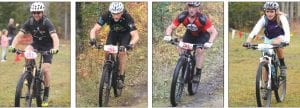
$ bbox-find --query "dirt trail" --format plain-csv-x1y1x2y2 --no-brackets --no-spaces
109,83,148,107
179,65,224,107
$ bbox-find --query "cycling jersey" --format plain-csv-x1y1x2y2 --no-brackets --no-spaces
20,16,56,50
249,15,290,43
97,10,137,32
264,17,284,39
20,16,56,64
106,31,131,46
173,11,212,36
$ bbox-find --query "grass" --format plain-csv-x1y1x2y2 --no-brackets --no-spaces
229,32,300,107
0,40,71,107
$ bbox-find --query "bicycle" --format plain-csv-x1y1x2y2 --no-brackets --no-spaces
167,38,206,107
14,49,52,107
93,43,132,107
243,43,287,107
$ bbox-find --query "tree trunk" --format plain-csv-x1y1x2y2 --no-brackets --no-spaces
64,3,69,40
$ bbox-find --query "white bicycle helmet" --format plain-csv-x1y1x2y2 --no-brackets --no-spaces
109,2,124,14
263,2,279,10
186,2,201,7
30,2,45,12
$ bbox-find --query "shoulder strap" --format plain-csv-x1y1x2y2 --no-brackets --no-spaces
42,16,48,26
264,15,268,28
198,13,207,25
29,17,34,25
29,16,47,26
177,11,188,23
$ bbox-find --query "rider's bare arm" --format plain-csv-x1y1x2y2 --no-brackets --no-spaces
129,30,139,46
206,25,218,43
90,23,102,39
50,33,60,50
165,23,177,36
11,31,25,48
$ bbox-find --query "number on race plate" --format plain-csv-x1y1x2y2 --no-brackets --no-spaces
104,45,118,54
179,41,194,50
24,51,37,59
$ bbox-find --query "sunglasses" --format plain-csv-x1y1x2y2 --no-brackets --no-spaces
187,4,199,7
32,12,42,14
265,10,275,13
112,13,122,15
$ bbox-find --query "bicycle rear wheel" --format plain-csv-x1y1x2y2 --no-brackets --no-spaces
256,62,271,107
15,72,32,107
99,64,113,107
188,61,199,95
170,58,186,107
274,68,286,102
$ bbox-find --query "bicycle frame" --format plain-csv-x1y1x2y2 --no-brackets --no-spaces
178,50,196,82
259,51,274,90
96,44,130,106
25,51,45,83
15,50,47,107
251,44,286,89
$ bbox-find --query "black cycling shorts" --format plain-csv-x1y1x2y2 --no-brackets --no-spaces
106,31,131,46
182,31,210,44
31,44,53,64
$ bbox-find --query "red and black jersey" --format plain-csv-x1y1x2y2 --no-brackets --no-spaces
172,11,212,36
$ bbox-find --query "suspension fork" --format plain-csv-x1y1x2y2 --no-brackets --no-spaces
259,56,272,89
179,53,189,83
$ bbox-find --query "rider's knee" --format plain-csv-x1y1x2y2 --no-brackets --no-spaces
42,63,51,73
118,51,126,56
195,48,204,55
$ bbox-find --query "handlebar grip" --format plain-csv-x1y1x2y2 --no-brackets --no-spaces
126,44,133,50
94,44,103,49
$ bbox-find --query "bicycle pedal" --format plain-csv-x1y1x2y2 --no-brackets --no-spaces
279,76,286,81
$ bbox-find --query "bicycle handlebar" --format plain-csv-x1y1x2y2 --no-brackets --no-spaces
92,43,133,51
15,49,51,55
243,43,288,50
167,38,205,49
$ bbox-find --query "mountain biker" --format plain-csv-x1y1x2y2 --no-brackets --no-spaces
89,2,139,88
164,2,218,82
243,2,290,81
9,2,60,107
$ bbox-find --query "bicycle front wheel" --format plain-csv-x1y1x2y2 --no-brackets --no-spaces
99,64,113,107
256,62,271,107
15,71,32,107
170,58,186,107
